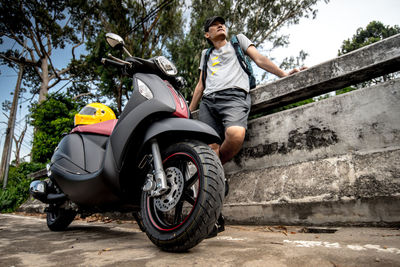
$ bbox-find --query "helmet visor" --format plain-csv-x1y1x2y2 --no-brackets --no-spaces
79,106,97,115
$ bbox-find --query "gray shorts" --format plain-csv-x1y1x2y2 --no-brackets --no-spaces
199,89,251,141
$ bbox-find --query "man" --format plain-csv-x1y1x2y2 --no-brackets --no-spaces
191,16,304,238
189,16,303,165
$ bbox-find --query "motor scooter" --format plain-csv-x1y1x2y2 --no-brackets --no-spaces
29,33,225,252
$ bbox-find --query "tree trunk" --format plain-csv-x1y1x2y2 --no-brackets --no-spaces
38,57,49,103
0,63,24,186
117,81,123,114
12,119,27,167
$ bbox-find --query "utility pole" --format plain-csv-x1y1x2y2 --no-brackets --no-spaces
1,44,26,189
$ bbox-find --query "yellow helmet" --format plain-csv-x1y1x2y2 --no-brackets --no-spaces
74,103,116,126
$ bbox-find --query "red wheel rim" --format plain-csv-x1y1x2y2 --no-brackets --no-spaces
147,152,200,231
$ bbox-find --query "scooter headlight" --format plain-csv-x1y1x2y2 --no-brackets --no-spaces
137,79,153,100
154,56,177,76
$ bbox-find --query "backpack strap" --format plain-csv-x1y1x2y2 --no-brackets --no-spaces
231,35,256,89
201,35,256,90
201,47,214,89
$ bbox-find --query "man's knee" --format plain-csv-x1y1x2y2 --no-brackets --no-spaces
219,126,246,164
225,126,246,144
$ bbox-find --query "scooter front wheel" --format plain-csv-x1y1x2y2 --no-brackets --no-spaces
140,140,225,252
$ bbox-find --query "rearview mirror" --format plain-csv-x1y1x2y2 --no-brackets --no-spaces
105,33,125,48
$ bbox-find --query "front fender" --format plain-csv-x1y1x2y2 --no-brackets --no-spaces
144,117,221,145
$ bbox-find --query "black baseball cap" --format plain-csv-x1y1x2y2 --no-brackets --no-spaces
204,16,225,32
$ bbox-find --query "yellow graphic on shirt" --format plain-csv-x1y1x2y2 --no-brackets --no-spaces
211,56,220,75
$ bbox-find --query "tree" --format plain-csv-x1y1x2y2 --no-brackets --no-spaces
338,20,400,89
0,0,95,103
30,93,84,163
0,161,45,213
71,0,184,114
12,117,29,167
338,21,400,55
0,58,26,184
1,113,29,168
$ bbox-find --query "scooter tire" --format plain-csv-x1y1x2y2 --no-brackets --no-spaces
140,140,225,252
46,206,77,231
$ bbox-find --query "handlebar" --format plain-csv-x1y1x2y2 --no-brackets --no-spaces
101,56,186,91
101,58,127,68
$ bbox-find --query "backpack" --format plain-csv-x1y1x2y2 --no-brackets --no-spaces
202,35,256,90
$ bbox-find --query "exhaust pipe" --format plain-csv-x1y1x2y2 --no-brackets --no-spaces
29,180,47,202
29,181,67,204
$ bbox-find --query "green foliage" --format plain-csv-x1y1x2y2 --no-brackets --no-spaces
338,21,400,56
0,162,45,213
0,0,96,99
250,98,315,120
72,0,328,102
337,21,400,90
30,93,84,163
71,0,185,113
279,50,308,70
336,86,356,96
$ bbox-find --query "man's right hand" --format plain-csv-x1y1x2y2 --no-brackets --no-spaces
189,71,205,112
286,66,308,76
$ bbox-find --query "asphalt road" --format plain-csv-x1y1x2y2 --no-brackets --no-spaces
1,213,399,267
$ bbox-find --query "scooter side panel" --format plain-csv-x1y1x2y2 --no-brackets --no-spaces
109,73,176,169
81,134,108,173
50,133,121,206
51,134,86,174
50,163,120,206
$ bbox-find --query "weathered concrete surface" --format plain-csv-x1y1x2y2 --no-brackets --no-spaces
222,78,400,225
224,149,400,226
250,33,400,113
226,78,400,172
1,213,400,267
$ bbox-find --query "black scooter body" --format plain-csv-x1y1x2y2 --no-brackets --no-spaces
49,72,220,209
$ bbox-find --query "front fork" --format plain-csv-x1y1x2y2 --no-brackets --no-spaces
142,139,169,197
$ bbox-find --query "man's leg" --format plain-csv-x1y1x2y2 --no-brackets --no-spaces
219,126,246,164
207,125,244,238
209,143,220,158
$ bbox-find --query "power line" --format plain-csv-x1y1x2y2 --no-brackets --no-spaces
10,40,17,51
124,0,174,37
30,80,72,110
12,126,34,140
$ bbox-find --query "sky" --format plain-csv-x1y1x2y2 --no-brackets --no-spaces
0,0,400,162
271,0,400,68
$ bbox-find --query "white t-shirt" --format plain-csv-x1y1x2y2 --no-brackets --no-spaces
199,34,254,95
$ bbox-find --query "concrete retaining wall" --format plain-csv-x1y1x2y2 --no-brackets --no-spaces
223,76,400,226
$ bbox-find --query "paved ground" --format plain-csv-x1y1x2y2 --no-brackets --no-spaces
1,213,399,267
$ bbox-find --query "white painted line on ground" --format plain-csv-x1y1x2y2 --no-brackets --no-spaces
217,236,246,241
284,240,400,254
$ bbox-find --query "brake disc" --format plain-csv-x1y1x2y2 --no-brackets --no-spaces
154,167,184,212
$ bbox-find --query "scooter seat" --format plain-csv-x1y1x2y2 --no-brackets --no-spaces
71,119,118,136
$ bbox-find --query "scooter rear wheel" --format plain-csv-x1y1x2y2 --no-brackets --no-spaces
140,140,225,252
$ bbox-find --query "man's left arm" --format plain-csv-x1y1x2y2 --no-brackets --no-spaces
246,45,301,78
